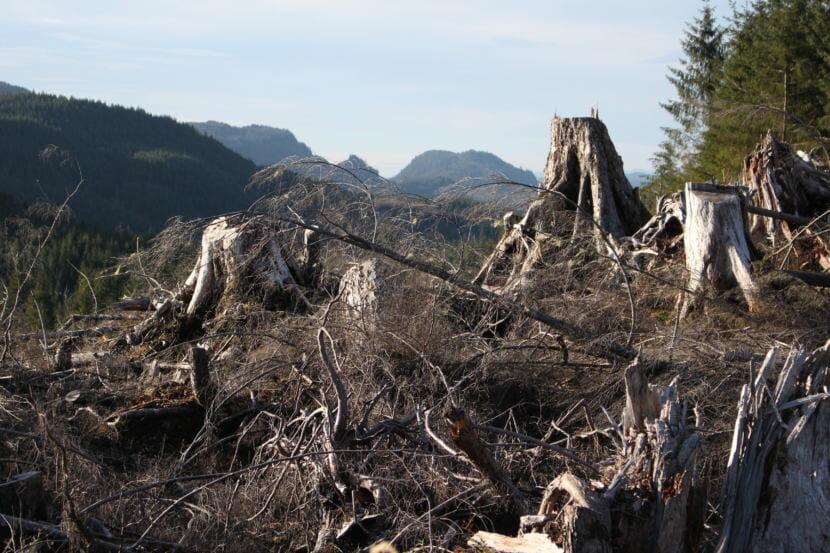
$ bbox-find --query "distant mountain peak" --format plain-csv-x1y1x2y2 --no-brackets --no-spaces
190,121,312,166
393,149,538,205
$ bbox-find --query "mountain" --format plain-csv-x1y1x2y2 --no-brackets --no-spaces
190,121,312,166
0,94,257,232
0,81,29,94
393,150,538,204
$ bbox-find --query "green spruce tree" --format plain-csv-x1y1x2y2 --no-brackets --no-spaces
643,1,725,205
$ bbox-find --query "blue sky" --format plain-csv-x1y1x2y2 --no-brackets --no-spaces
1,0,734,176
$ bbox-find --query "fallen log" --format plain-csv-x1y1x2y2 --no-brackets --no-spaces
70,313,142,322
64,390,120,407
744,204,813,226
683,182,760,314
115,296,155,311
781,269,830,288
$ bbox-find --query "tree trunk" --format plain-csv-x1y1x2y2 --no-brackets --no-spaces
475,117,650,292
682,182,760,314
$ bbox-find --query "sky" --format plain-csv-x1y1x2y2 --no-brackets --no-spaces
1,0,735,177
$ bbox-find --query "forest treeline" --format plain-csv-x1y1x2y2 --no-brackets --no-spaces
644,0,830,203
0,192,137,329
0,93,257,232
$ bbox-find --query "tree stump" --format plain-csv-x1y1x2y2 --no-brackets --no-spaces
486,357,705,552
742,132,830,269
683,182,760,314
475,117,650,292
181,215,312,322
339,258,394,333
716,342,830,553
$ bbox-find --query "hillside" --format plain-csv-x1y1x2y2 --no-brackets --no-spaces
190,121,312,166
0,81,28,94
394,149,538,204
0,94,257,232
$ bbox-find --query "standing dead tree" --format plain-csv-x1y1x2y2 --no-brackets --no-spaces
742,132,830,269
474,117,650,292
682,182,760,314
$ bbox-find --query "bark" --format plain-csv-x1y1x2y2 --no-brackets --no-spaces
189,346,215,409
475,117,650,292
742,132,830,269
715,342,830,553
683,182,760,314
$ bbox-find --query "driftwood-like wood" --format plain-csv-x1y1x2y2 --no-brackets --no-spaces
475,117,650,292
16,327,120,341
742,133,830,269
468,531,562,553
683,182,760,314
629,191,685,253
115,296,155,311
715,342,830,553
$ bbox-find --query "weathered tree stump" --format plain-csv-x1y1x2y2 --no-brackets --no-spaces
339,258,394,333
478,357,705,552
742,133,830,270
475,117,650,292
716,342,830,553
683,182,760,314
181,215,312,322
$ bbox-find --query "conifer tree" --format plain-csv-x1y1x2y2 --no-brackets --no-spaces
646,1,724,199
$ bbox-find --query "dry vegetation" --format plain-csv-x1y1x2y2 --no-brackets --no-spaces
1,118,829,552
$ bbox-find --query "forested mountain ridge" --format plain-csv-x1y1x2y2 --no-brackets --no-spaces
190,120,313,166
0,94,257,232
0,81,29,94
